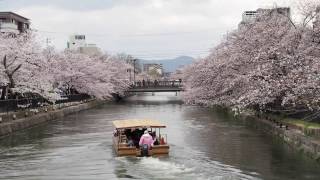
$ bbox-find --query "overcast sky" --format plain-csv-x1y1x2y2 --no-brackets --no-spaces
0,0,294,59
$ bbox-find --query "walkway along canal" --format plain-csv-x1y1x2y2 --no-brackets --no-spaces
1,93,320,179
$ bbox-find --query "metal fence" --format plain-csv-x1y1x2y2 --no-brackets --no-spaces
0,94,91,113
133,80,183,88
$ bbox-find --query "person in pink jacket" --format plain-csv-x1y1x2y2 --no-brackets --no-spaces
139,130,153,148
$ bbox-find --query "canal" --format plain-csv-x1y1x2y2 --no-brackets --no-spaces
1,93,320,180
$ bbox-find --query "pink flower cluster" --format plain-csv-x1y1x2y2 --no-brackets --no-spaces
182,3,320,113
0,32,133,101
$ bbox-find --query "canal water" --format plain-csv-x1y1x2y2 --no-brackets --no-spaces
1,93,320,180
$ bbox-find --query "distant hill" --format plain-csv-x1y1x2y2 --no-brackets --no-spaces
139,56,195,72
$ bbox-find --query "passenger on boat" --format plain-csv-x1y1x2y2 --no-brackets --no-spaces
139,130,154,149
151,131,159,145
124,129,134,143
131,129,142,148
127,137,134,147
124,129,132,138
113,129,118,137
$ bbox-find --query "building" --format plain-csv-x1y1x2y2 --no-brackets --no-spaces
67,34,101,56
239,7,291,29
257,7,290,18
67,35,86,50
242,11,258,24
0,12,30,34
163,72,172,78
239,10,259,29
143,63,163,76
79,44,101,56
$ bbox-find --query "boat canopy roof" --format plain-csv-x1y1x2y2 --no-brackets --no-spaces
112,119,166,129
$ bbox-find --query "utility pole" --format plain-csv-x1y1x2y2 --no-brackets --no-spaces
127,69,132,82
46,38,51,47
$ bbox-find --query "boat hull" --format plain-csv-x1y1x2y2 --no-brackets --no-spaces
113,137,169,156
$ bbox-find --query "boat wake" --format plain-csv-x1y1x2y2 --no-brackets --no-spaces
114,156,259,180
140,157,194,174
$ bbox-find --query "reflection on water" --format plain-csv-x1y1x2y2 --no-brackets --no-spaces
0,92,320,180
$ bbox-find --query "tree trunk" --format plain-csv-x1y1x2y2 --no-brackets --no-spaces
8,74,15,88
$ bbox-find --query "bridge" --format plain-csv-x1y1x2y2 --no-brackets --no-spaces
127,81,184,93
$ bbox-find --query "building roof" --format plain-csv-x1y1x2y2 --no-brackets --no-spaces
112,119,166,129
0,12,30,23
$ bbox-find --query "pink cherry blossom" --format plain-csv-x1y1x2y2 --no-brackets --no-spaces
181,3,320,114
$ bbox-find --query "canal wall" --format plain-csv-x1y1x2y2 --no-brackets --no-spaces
238,113,320,162
0,100,104,137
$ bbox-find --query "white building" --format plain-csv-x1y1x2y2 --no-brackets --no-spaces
67,34,101,56
239,7,291,29
0,12,30,34
143,63,163,76
242,11,258,23
67,35,86,50
257,7,290,18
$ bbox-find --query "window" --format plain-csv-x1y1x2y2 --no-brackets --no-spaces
0,18,11,23
75,35,85,40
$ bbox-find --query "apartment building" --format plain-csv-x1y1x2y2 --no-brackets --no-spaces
239,7,291,29
0,12,30,34
143,63,163,76
242,11,258,23
67,34,101,56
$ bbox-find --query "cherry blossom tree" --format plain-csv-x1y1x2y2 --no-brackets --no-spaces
0,32,55,100
44,49,132,100
0,31,133,101
182,3,320,114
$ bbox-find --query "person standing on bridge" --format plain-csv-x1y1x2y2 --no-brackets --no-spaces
142,79,145,87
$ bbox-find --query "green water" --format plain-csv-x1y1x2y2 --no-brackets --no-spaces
0,93,320,180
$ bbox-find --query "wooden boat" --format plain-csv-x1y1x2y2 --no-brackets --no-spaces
112,119,169,156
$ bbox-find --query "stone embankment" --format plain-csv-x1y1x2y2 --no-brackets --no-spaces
0,100,103,137
239,113,320,161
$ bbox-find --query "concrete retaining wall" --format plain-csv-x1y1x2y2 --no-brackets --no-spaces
239,114,320,161
0,100,103,137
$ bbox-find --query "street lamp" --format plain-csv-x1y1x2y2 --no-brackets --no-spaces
126,68,132,82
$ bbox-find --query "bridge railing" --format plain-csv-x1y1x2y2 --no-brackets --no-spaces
132,80,183,88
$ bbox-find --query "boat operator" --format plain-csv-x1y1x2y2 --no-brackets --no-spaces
139,130,153,149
